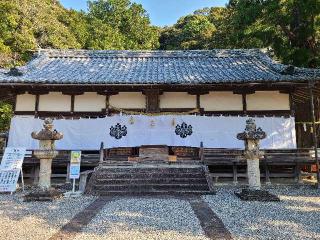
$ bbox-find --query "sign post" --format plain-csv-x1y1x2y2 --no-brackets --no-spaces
0,147,26,193
69,151,81,194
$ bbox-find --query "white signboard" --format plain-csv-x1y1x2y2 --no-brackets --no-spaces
69,151,81,179
1,148,26,170
0,170,21,192
0,147,26,192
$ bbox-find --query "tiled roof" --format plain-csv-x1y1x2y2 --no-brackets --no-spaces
0,49,319,85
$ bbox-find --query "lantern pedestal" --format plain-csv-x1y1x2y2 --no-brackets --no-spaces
236,118,280,202
234,189,280,202
24,188,63,202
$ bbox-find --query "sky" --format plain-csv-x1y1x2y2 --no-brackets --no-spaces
59,0,228,26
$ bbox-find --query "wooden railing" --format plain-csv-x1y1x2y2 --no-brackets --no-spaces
0,147,317,183
200,147,316,183
0,149,101,181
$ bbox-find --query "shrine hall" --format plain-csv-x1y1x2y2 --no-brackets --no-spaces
0,49,319,192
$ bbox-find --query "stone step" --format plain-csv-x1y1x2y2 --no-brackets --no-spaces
92,190,214,196
95,173,206,179
85,164,213,195
92,183,210,192
95,178,208,185
102,160,202,165
95,167,204,174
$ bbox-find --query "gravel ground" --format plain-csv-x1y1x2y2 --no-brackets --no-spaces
74,198,209,240
0,186,318,240
203,185,320,240
0,192,96,240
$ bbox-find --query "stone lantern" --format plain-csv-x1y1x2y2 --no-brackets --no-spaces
237,118,266,190
31,118,63,190
236,118,279,201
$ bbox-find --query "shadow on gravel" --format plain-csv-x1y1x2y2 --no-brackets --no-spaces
0,193,95,228
76,197,210,239
203,185,320,240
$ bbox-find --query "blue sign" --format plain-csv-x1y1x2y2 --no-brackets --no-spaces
69,151,81,179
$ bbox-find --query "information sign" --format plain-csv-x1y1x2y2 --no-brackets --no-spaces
0,148,26,192
69,151,81,179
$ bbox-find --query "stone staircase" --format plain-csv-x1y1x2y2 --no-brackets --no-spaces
86,162,214,195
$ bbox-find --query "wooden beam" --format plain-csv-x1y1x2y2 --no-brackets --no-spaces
233,89,255,95
62,92,84,96
29,90,49,95
97,91,119,96
187,90,209,95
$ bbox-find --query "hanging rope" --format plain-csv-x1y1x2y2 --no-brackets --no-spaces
108,105,200,116
295,121,320,125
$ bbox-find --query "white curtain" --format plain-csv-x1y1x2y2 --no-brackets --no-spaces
8,115,297,150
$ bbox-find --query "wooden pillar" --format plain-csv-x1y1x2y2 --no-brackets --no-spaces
28,90,50,117
232,163,238,185
70,95,75,114
97,91,118,114
144,89,160,113
62,91,84,115
35,95,39,116
66,163,71,183
99,142,104,164
242,94,247,114
308,80,320,188
196,94,200,110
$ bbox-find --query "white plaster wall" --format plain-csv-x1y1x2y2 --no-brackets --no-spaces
74,92,105,112
160,92,197,108
109,92,146,109
15,94,36,111
200,92,243,111
246,91,290,110
38,92,71,112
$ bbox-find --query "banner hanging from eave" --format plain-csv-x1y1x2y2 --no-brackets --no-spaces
7,115,296,150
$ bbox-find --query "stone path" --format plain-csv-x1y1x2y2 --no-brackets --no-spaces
188,196,232,240
51,195,231,240
48,197,111,240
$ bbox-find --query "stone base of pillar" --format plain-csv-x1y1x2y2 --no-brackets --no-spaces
234,189,280,202
38,158,53,190
247,159,261,190
23,188,63,202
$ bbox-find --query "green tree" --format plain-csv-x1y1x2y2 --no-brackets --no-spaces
226,0,320,67
85,17,125,49
160,1,320,67
87,0,159,50
0,0,85,67
160,14,216,50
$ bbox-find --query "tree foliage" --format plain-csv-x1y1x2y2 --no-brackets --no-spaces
87,0,159,50
0,102,12,132
0,0,318,68
0,0,159,67
160,0,320,68
226,0,320,67
160,14,216,50
0,0,82,67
